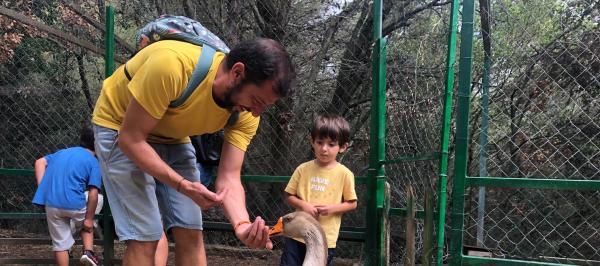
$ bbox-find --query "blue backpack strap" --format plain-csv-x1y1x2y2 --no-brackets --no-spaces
225,112,239,127
169,45,216,108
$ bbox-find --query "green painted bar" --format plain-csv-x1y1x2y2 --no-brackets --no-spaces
365,0,386,263
103,6,115,266
240,175,290,183
389,208,439,221
0,168,34,176
437,1,460,264
423,191,434,265
380,152,439,165
463,256,575,266
242,175,369,184
466,177,600,191
449,0,476,264
0,171,369,185
0,213,105,219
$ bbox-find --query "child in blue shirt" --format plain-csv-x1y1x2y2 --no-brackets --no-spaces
32,125,103,266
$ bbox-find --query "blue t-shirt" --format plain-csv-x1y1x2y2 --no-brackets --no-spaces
32,147,102,210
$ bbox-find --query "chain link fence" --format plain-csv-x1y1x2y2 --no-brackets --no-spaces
0,0,107,238
463,0,600,264
0,0,384,264
384,1,453,263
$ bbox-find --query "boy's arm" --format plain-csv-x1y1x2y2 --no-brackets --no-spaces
285,193,319,219
315,200,357,216
82,187,99,233
34,157,47,186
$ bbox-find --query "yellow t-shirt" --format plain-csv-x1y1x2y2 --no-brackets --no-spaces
284,160,358,248
92,40,259,150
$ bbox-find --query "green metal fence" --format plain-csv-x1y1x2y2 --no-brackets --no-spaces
13,0,599,265
0,1,454,265
450,0,600,265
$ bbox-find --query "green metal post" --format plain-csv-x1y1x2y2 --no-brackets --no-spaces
476,51,491,247
103,5,115,266
423,190,434,266
365,0,387,265
436,0,460,264
449,0,476,264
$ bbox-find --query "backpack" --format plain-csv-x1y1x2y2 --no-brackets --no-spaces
128,15,239,164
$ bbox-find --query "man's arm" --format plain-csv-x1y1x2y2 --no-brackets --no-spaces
119,98,226,209
82,187,99,233
34,157,47,186
216,142,271,249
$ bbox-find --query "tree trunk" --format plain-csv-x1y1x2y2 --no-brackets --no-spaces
182,0,195,18
76,52,94,111
155,0,166,15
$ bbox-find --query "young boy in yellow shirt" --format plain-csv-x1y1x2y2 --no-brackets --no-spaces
282,114,358,266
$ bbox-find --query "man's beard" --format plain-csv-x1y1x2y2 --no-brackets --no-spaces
216,81,244,109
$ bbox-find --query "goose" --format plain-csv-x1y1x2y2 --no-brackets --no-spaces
269,211,328,266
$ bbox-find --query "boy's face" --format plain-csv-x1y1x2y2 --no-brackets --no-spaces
311,137,348,165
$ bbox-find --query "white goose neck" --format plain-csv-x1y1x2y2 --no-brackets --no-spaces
301,222,328,266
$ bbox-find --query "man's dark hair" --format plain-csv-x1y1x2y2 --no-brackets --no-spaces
310,114,350,147
225,38,296,97
80,123,95,151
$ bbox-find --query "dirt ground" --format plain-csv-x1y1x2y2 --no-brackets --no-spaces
0,229,360,265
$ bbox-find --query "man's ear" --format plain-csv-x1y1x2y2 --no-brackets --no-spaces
230,62,245,81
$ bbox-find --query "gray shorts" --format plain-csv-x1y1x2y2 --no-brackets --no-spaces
46,206,86,251
93,125,203,242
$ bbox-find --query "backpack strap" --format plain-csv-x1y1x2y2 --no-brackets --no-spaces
169,45,216,108
225,111,239,127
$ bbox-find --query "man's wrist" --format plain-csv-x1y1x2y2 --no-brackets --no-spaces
234,220,251,232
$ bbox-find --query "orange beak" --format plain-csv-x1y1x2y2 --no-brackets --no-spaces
268,217,283,236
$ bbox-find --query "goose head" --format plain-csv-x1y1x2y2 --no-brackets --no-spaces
269,211,328,266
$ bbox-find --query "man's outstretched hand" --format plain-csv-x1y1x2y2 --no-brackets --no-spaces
181,180,228,209
235,216,273,250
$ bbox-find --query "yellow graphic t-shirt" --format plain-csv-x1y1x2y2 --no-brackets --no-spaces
284,160,358,248
92,40,259,150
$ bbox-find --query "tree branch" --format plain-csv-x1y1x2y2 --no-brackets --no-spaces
0,6,126,63
382,0,451,36
64,1,134,54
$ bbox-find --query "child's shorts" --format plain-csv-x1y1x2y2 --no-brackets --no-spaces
45,206,87,251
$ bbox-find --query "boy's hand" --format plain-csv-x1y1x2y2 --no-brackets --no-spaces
82,218,94,233
315,204,335,216
302,203,320,219
181,181,228,209
235,216,273,250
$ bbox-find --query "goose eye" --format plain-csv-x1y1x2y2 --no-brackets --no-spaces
284,217,291,223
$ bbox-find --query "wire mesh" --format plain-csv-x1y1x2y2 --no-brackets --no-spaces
384,1,453,264
464,0,600,264
0,0,380,264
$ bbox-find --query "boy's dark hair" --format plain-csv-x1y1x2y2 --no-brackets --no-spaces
225,38,296,97
310,114,350,146
79,124,95,151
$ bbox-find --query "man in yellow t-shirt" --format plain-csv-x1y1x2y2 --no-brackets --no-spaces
283,114,358,266
92,38,295,265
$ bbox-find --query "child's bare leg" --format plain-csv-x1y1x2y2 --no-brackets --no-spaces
80,229,94,251
54,250,69,266
155,232,169,266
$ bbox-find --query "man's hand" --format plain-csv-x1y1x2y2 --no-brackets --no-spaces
302,203,320,219
82,218,94,233
234,216,273,250
181,180,228,209
315,204,336,216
